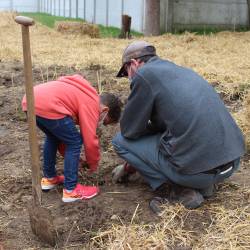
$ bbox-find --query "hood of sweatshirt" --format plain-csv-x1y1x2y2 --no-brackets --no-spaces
57,74,99,103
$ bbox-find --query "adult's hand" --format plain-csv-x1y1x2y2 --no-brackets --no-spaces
112,163,142,184
112,164,127,183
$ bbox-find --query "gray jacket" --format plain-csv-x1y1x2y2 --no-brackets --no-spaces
120,56,245,174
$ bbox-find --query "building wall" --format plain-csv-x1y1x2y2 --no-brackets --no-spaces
173,0,248,30
0,0,249,32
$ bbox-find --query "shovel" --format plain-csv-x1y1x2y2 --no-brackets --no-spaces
15,16,57,246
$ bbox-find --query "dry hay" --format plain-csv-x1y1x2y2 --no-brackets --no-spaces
90,185,250,249
55,21,83,33
1,11,250,85
245,93,250,145
235,92,250,150
81,23,100,38
55,21,100,38
1,12,249,87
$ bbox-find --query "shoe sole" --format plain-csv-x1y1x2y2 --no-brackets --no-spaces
41,184,57,191
41,183,63,191
62,192,99,203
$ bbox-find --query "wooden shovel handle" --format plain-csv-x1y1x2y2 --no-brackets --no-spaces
15,16,34,26
15,16,41,205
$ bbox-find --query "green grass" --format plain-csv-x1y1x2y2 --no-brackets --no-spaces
98,24,141,38
172,26,249,35
20,12,142,38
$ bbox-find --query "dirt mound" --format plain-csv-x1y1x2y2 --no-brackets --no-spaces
0,60,23,87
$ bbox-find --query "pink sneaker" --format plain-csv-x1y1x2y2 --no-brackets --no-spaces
41,175,64,191
62,184,99,203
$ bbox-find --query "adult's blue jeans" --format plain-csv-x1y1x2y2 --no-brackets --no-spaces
36,116,83,190
112,132,240,191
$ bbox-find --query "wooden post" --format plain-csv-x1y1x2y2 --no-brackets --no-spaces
144,0,160,36
119,15,131,39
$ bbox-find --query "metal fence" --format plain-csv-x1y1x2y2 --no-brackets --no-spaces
0,0,248,32
38,0,248,32
38,0,145,32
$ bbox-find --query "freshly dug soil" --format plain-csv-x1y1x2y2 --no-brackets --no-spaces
0,61,249,249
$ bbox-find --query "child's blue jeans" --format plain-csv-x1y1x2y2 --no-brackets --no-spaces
36,116,82,190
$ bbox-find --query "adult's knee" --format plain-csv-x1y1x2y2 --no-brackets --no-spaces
112,132,126,155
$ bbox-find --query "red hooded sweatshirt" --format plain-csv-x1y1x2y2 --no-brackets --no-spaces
22,75,100,171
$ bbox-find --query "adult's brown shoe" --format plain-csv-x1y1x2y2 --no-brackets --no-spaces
149,184,205,215
169,184,204,209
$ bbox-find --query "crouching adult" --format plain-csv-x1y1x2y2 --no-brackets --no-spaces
22,74,122,202
112,41,245,209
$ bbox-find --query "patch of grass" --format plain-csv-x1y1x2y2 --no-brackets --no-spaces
98,24,142,38
20,12,77,28
172,26,249,35
20,12,142,38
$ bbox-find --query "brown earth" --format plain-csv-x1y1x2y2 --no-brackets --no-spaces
0,61,249,249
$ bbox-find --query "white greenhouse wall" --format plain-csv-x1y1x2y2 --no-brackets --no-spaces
0,0,38,12
0,0,248,32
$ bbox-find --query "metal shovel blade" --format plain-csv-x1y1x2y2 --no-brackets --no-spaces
28,203,57,246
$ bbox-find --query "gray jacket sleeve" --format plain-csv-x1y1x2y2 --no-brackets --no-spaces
120,74,154,139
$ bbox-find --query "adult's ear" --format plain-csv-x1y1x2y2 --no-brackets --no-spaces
130,59,139,66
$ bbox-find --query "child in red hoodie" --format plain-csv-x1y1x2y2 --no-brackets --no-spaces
22,74,122,202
